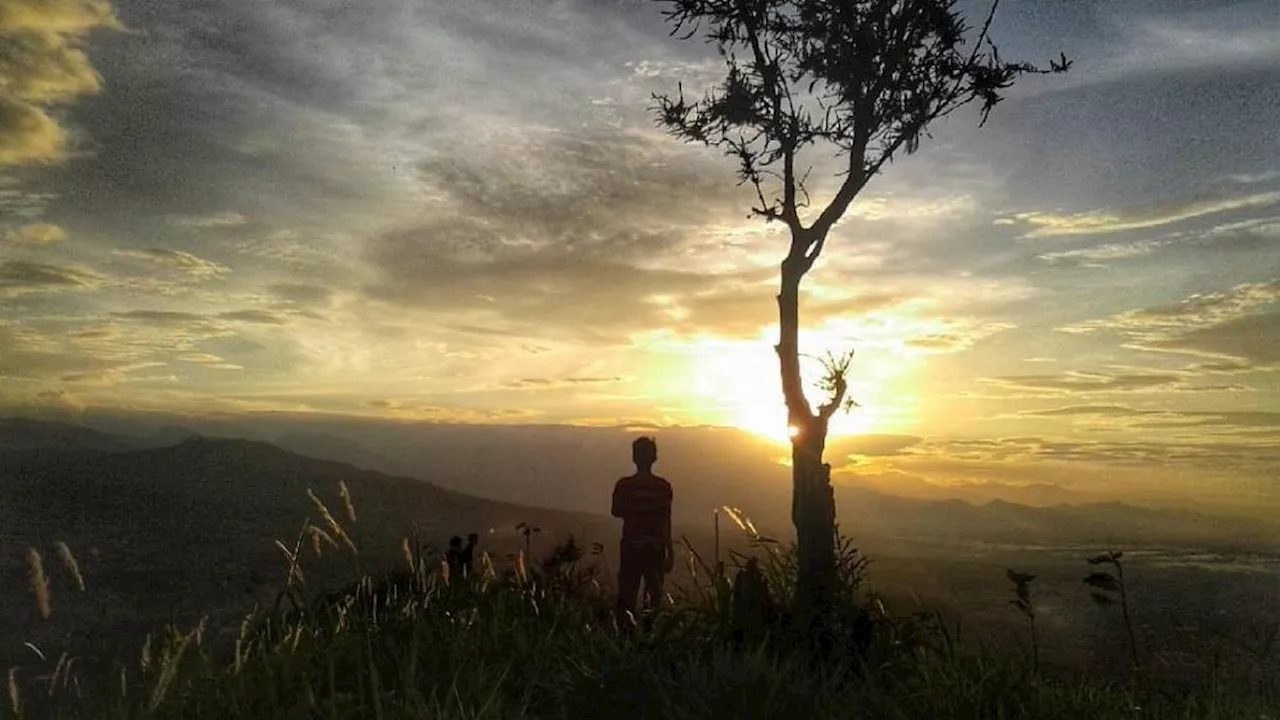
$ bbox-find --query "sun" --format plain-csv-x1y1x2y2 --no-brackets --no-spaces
685,332,887,445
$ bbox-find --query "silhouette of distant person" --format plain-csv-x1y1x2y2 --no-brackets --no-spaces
446,535,464,580
611,437,674,613
461,533,479,576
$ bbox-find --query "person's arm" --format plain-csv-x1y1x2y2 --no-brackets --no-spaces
663,483,675,572
610,479,626,519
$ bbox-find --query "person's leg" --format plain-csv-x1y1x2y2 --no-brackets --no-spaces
641,546,665,610
617,543,641,613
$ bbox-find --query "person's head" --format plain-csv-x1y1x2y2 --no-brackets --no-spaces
466,533,479,545
449,536,462,549
631,436,657,470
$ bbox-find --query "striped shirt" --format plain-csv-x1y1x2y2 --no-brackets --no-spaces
611,473,672,548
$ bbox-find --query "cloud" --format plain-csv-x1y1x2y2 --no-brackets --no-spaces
1124,282,1276,326
1120,13,1280,75
269,283,333,305
176,353,242,370
1061,281,1280,367
503,376,624,390
115,248,230,278
859,435,1280,475
1012,191,1280,238
0,259,98,295
111,310,204,324
1037,239,1168,265
646,285,913,339
3,222,66,244
1225,171,1280,185
0,324,119,379
981,370,1185,394
218,310,287,325
113,248,231,279
165,211,248,229
0,96,65,165
111,308,291,327
847,194,977,222
905,324,1016,353
0,0,123,166
1151,312,1280,365
1018,404,1280,433
363,126,764,341
1022,404,1139,418
829,434,924,458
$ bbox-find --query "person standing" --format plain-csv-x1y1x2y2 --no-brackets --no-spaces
611,437,674,613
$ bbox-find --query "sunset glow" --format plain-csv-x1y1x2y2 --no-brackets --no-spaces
0,0,1276,514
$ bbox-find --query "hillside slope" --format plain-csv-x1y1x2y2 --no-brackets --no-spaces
0,434,615,669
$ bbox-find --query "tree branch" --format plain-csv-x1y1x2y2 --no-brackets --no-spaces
816,350,855,421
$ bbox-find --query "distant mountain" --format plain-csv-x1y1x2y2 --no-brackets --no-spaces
0,417,135,454
8,415,1275,552
137,424,201,448
835,489,1280,551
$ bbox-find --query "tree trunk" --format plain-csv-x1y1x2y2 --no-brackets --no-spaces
776,256,838,644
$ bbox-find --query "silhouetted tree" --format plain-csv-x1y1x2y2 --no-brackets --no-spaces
1085,550,1140,678
651,0,1069,632
1007,569,1039,669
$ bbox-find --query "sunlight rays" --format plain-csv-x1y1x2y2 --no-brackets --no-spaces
678,325,914,445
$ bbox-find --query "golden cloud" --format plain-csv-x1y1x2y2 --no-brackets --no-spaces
0,0,123,166
0,96,65,165
1013,191,1280,238
4,221,66,244
115,248,230,278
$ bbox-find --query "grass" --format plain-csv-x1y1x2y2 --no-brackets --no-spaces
6,487,1278,719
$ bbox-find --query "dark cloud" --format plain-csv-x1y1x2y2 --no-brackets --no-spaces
111,310,204,324
1186,360,1258,375
218,310,287,325
1059,281,1280,371
0,259,99,294
363,127,770,340
110,308,291,327
1150,312,1280,365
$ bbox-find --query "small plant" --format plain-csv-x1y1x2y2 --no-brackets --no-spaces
538,533,603,597
1085,550,1140,678
516,522,542,561
26,548,52,621
1007,569,1039,669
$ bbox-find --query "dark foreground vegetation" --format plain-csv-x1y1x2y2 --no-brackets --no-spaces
7,489,1277,720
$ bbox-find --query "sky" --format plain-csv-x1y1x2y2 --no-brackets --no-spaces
1,0,1278,510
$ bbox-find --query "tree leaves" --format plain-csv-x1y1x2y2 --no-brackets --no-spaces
1082,551,1126,618
1089,592,1116,607
1086,551,1122,566
1084,572,1120,593
651,0,1072,240
1006,568,1035,619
